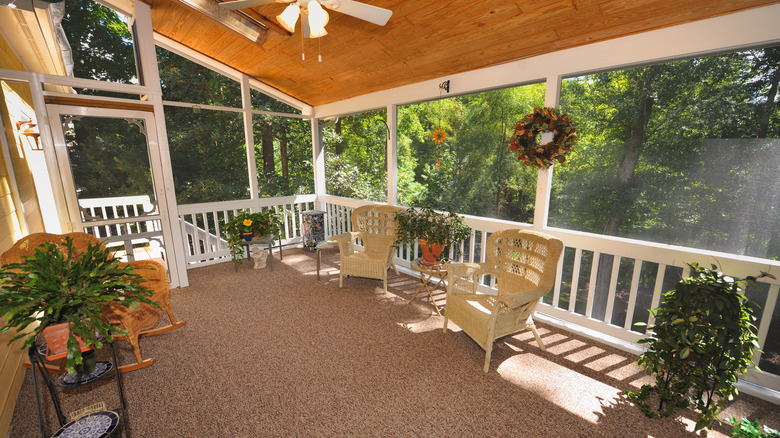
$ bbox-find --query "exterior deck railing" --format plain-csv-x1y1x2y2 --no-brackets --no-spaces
315,194,780,397
176,194,317,267
173,193,780,398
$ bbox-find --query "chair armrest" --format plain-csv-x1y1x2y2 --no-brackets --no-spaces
444,262,484,278
333,232,361,255
444,262,487,296
497,287,549,310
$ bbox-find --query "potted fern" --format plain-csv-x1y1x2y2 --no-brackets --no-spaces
394,207,471,266
0,237,157,375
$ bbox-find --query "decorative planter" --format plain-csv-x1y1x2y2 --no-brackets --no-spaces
42,322,94,367
242,232,254,242
419,239,443,266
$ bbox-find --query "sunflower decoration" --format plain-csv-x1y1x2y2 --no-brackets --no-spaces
509,107,577,169
432,128,447,144
431,127,447,170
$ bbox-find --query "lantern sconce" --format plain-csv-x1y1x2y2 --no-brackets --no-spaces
15,119,41,150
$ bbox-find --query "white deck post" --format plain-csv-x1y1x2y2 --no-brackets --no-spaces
133,0,188,287
533,75,562,230
387,104,398,206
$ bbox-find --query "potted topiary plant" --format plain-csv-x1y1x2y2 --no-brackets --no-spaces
224,209,282,263
0,237,158,375
628,263,775,432
394,207,472,266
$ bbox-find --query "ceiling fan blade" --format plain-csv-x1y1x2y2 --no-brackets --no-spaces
218,0,291,11
323,0,392,26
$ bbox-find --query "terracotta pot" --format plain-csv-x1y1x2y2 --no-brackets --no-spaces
419,239,443,266
42,322,90,361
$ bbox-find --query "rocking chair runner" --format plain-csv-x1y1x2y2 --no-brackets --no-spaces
443,229,563,373
0,232,185,373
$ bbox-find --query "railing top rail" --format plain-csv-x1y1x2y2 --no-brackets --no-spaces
176,194,317,215
78,195,154,208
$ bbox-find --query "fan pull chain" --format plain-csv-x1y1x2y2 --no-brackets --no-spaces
301,29,305,61
318,38,322,62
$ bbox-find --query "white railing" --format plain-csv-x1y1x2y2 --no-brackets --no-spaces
77,196,163,261
176,194,317,267
174,193,780,397
315,194,780,397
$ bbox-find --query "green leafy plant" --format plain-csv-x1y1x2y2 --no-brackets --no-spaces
394,207,472,262
224,209,282,263
728,417,780,438
627,263,774,431
0,237,157,374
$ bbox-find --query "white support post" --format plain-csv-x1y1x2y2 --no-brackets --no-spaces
311,117,326,211
386,104,398,206
133,0,188,287
29,80,68,234
533,75,562,230
241,74,259,201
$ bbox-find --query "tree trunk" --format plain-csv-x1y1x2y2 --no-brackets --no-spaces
603,94,655,236
262,122,274,173
280,128,289,188
334,119,344,155
757,67,779,139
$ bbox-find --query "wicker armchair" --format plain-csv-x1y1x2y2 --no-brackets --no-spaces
443,229,563,373
333,205,404,292
1,232,185,372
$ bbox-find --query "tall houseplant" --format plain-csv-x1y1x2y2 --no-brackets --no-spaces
394,207,471,265
0,237,157,374
628,263,774,431
224,209,282,263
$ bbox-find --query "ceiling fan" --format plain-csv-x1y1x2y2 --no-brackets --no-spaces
218,0,393,38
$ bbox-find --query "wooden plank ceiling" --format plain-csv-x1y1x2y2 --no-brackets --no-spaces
145,0,780,107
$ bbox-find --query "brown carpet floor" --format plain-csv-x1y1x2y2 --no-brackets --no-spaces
8,248,780,437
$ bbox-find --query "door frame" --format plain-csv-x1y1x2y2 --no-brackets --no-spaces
46,103,185,287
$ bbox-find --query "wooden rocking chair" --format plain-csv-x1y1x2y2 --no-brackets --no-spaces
1,232,185,373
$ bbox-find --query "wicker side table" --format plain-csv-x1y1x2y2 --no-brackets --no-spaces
409,258,449,316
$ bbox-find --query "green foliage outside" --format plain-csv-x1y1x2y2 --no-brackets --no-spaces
396,86,544,221
628,264,771,431
323,109,388,202
554,48,780,260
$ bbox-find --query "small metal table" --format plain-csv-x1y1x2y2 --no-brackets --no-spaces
234,234,282,271
409,258,449,316
315,240,339,280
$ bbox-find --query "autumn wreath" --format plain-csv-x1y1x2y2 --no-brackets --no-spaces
509,107,577,168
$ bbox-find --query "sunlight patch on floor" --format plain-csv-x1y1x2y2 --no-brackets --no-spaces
585,353,630,372
498,355,622,424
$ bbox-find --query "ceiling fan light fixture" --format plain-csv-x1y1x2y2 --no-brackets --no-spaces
307,0,329,28
308,24,327,38
277,3,300,33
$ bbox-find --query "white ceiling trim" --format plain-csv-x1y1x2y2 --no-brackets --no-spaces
154,32,311,114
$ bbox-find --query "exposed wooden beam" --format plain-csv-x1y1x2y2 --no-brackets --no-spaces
236,6,292,37
175,0,268,44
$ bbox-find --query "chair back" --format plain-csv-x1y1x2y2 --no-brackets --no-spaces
485,229,563,297
350,205,403,254
1,232,105,265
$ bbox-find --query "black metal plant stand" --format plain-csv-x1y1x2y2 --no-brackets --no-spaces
28,340,130,438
